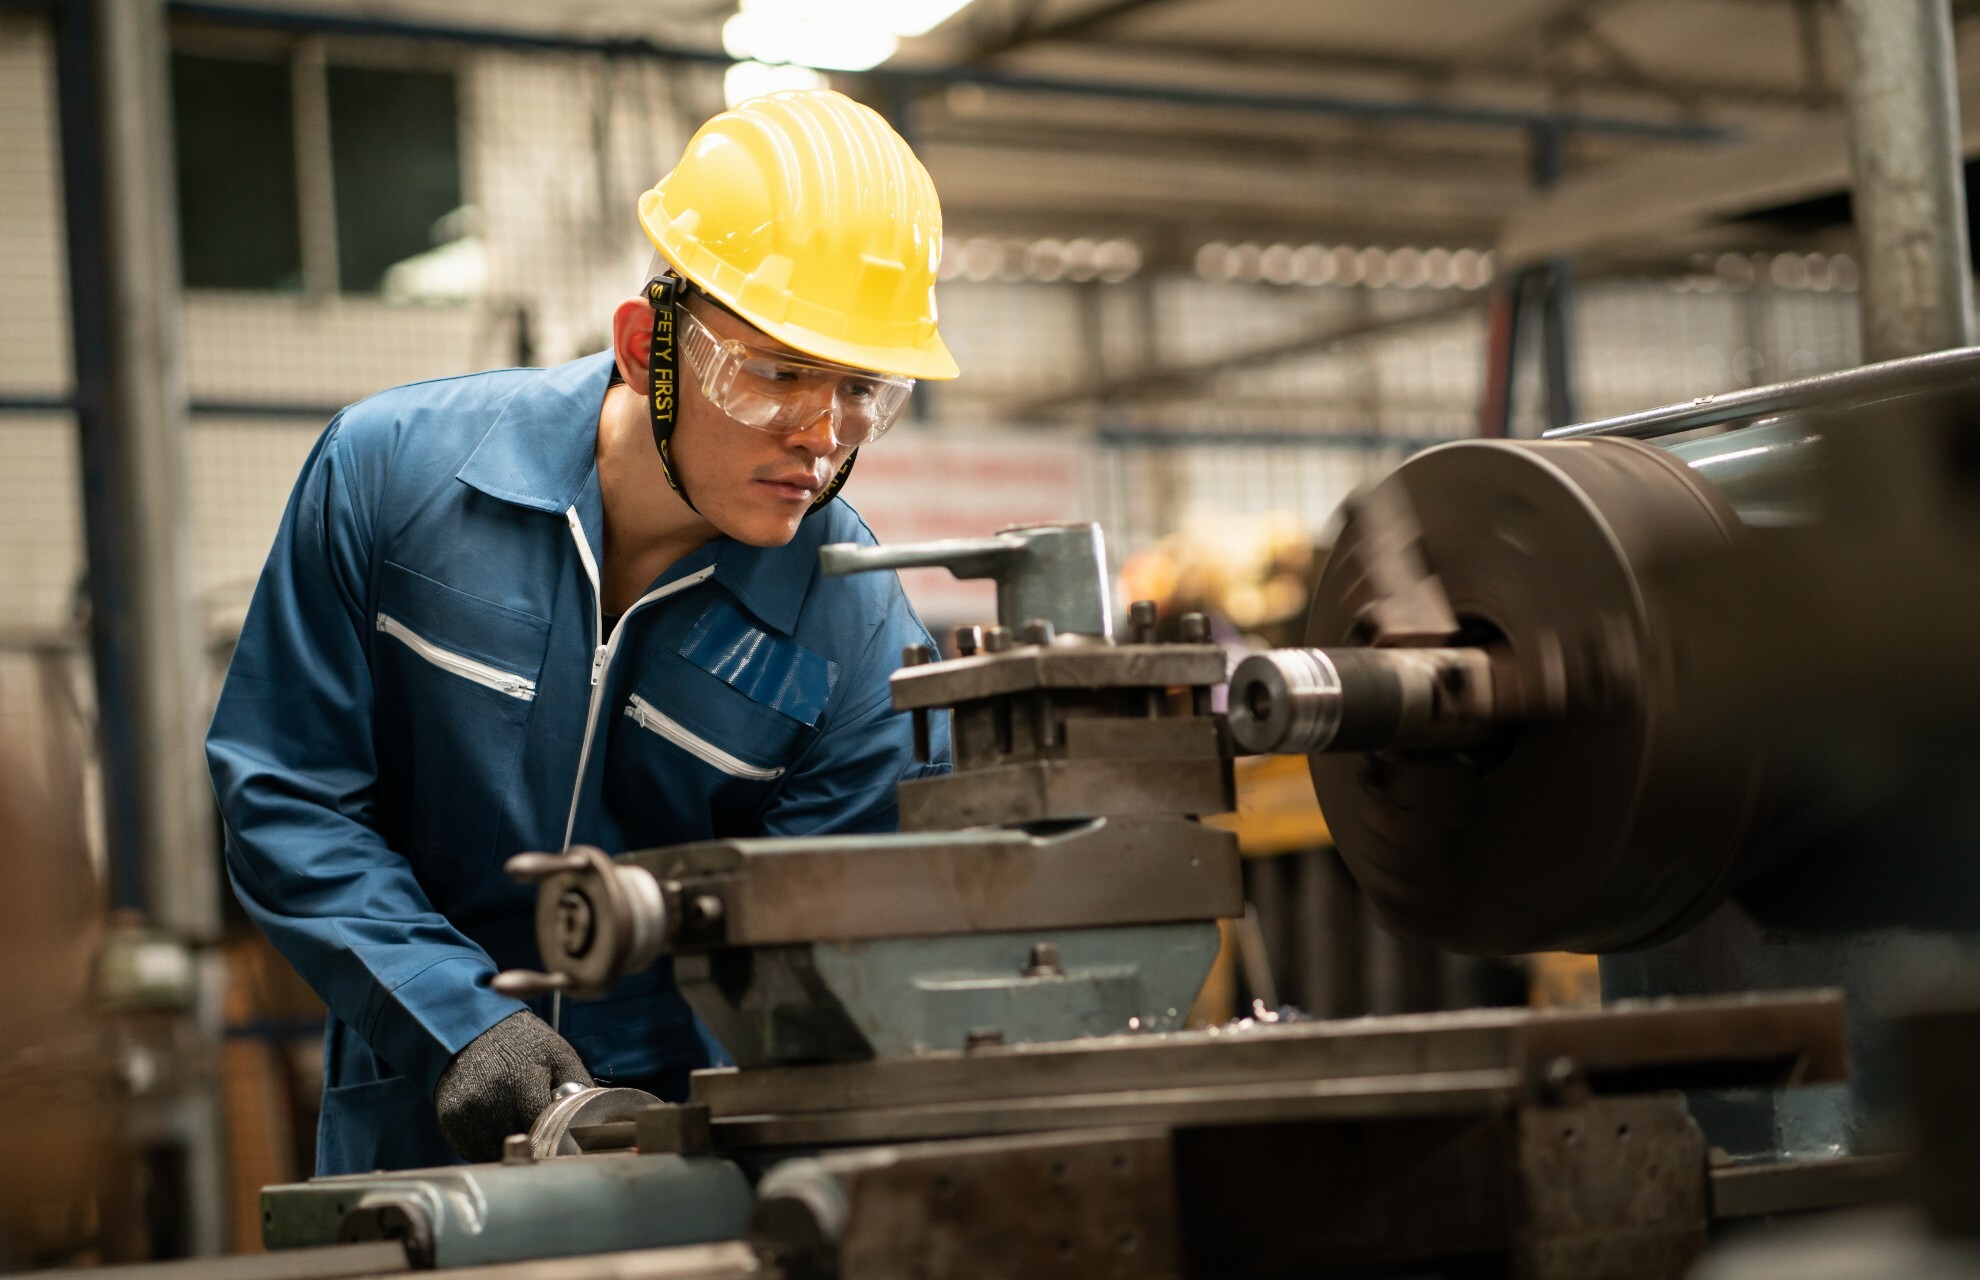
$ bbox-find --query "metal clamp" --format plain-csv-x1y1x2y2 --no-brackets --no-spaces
820,522,1114,639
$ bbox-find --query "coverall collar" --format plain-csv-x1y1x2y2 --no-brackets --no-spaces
456,352,820,636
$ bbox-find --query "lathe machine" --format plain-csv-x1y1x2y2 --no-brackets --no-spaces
79,345,1980,1279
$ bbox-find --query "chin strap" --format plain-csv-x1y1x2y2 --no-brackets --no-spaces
641,274,858,519
642,275,696,513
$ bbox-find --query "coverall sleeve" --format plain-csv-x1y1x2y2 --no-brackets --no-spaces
206,418,525,1098
759,598,950,837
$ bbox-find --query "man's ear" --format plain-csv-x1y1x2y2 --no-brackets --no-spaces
611,296,654,387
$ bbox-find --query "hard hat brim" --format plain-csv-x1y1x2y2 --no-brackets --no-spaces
652,247,956,382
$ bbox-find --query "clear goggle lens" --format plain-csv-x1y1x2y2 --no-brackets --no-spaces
679,304,914,447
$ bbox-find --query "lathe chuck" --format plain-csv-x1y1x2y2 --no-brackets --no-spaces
1306,438,1770,955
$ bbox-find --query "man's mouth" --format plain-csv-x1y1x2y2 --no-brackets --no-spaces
755,474,821,503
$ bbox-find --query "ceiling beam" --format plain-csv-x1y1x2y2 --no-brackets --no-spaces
1498,84,1980,266
963,0,1184,62
1006,294,1480,416
1042,35,1821,112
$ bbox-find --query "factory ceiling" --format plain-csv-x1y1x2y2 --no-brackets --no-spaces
167,0,1980,271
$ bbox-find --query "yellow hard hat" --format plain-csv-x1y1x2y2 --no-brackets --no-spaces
638,89,959,381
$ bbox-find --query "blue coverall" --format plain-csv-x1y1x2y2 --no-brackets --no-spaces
207,352,946,1173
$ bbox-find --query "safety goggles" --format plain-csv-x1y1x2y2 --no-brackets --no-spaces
678,301,915,447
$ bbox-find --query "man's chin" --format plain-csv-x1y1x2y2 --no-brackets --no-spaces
716,509,804,548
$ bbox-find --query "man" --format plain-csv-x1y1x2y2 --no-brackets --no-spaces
207,89,958,1174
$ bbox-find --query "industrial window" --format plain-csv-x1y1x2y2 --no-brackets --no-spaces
169,51,461,295
326,66,462,294
171,54,304,291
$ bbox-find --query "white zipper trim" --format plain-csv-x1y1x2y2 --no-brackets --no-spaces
376,613,537,700
558,505,716,849
625,694,785,781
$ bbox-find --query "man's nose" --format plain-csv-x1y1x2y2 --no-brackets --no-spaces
785,400,841,456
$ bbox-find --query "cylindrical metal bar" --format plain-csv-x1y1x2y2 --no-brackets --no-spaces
1839,0,1975,362
1227,647,1495,755
1541,344,1980,441
55,0,216,938
1663,418,1823,526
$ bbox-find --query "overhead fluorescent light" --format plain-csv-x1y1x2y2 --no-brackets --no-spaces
722,0,980,72
724,8,900,71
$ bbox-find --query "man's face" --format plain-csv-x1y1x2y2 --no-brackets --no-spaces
667,297,858,548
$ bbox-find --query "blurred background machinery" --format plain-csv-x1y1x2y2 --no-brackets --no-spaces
9,0,1980,1268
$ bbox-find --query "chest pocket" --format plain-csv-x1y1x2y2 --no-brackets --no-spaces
372,560,550,868
607,600,838,842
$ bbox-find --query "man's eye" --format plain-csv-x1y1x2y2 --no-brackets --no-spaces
742,360,799,384
842,381,879,401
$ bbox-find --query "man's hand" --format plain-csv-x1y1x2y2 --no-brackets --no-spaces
434,1010,592,1162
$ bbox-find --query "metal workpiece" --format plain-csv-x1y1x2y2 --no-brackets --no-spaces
749,1128,1181,1280
676,921,1223,1068
687,989,1846,1149
1663,417,1824,527
820,522,1115,638
1300,436,1770,955
528,1085,664,1159
1227,646,1497,755
260,1153,754,1269
1542,345,1980,441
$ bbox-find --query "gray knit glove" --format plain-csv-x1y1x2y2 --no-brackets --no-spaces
434,1010,592,1162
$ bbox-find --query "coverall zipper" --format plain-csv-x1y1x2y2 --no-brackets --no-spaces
375,613,538,700
558,507,715,851
625,694,786,780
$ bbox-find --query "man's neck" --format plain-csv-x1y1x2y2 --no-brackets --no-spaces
594,384,718,616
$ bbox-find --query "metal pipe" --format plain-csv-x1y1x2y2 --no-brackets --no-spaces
1838,0,1975,362
55,0,217,940
1541,344,1980,441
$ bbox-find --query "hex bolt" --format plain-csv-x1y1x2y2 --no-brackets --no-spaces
1539,1055,1583,1103
900,646,934,759
1023,941,1065,977
952,624,983,656
1180,612,1212,643
502,1133,534,1165
1129,599,1158,644
692,894,725,926
965,1026,1006,1051
983,625,1013,653
1022,618,1056,646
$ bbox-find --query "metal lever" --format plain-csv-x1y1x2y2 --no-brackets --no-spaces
505,851,588,884
819,522,1114,639
492,969,574,998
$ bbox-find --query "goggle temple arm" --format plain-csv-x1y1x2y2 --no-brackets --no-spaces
643,273,859,517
